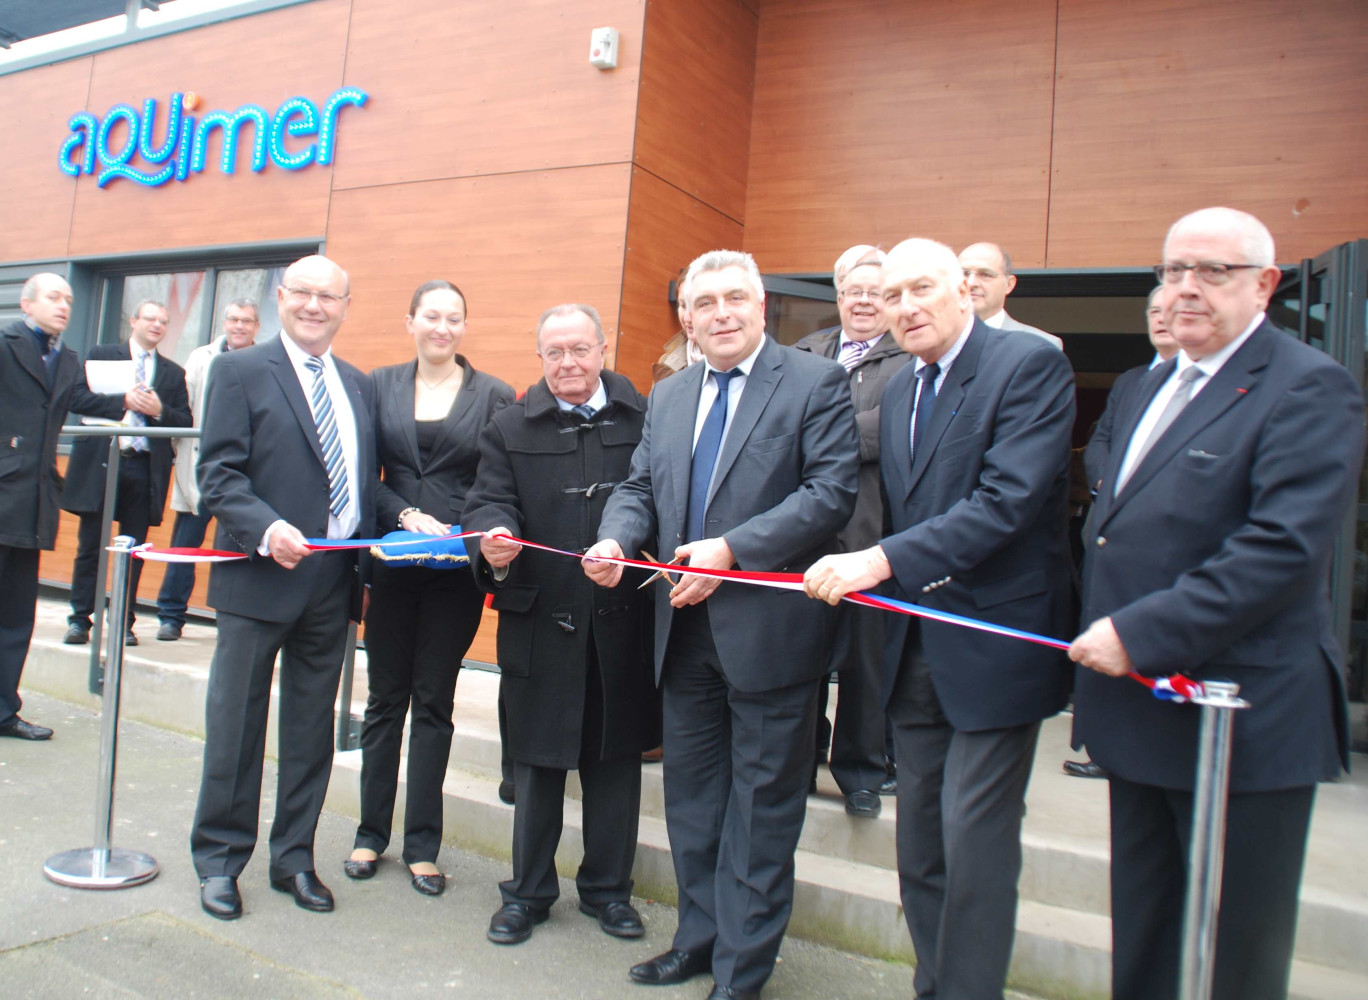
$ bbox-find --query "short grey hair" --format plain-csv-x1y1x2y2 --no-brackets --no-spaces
833,245,886,290
1165,207,1276,268
1147,285,1164,307
131,300,168,321
683,250,765,308
225,298,260,321
536,303,605,344
886,238,966,285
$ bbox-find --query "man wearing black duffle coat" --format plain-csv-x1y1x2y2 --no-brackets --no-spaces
464,347,659,942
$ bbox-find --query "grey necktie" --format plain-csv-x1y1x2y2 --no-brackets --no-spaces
304,356,351,520
1117,366,1203,493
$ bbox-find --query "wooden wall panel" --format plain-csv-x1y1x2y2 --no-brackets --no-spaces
743,0,1058,272
617,166,745,388
333,0,646,191
0,58,93,261
1047,0,1368,266
66,0,351,257
633,0,759,225
323,163,633,392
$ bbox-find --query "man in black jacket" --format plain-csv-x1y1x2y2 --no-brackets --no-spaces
0,273,82,740
465,303,658,947
61,300,190,645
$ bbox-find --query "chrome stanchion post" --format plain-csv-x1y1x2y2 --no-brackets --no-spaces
87,437,123,694
1177,680,1249,1000
336,620,362,751
44,536,159,889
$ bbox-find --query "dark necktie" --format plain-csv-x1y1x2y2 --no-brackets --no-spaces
305,356,351,520
573,403,596,420
910,362,940,459
687,368,741,542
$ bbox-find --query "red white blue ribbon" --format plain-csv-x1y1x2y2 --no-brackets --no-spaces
129,531,1204,703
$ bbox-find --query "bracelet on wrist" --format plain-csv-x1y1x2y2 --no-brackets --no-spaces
397,507,420,528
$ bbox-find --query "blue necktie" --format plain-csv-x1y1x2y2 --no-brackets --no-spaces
573,403,596,420
687,369,740,542
910,362,940,459
305,356,351,520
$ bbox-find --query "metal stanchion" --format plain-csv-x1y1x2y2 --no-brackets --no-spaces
44,536,159,889
336,620,362,751
1177,680,1250,1000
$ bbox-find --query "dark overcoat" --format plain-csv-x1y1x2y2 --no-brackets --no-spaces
0,320,81,549
463,370,659,769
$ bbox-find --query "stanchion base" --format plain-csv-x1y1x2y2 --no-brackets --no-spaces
44,848,159,889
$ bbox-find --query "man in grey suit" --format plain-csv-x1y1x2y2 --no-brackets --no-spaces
805,238,1076,1000
959,242,1063,349
585,250,859,1000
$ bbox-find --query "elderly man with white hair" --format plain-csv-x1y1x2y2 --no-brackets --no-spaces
804,237,1076,1000
1070,207,1364,1000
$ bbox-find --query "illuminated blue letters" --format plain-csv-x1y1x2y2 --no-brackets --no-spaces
59,88,369,188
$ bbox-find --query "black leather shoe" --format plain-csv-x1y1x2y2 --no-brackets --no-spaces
628,948,711,985
200,876,242,920
63,624,89,645
343,858,377,879
706,985,759,1000
156,622,181,641
579,899,644,938
125,631,138,647
270,870,334,912
1063,759,1109,779
411,872,446,896
844,789,882,818
487,902,547,944
498,779,516,805
0,716,53,740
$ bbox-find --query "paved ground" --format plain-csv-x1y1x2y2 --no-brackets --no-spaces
0,690,933,1000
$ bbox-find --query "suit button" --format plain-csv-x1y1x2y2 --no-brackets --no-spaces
1096,537,1107,548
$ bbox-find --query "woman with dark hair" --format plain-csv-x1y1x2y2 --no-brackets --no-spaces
345,280,513,895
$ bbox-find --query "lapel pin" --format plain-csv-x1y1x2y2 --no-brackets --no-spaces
1236,388,1247,394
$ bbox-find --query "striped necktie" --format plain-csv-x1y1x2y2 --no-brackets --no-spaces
839,339,870,372
127,349,149,452
304,356,350,520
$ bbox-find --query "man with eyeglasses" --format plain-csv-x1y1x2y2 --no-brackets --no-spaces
155,298,260,641
464,304,657,947
794,244,909,817
62,299,191,647
958,242,1063,350
1069,207,1364,1000
191,255,375,921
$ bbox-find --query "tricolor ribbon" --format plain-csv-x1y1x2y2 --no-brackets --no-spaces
128,532,1204,703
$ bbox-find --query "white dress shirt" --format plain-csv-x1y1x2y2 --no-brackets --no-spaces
1114,311,1264,493
120,341,158,452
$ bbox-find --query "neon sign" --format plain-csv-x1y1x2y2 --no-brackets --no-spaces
59,87,369,188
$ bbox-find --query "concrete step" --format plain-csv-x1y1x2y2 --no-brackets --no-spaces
22,615,1368,995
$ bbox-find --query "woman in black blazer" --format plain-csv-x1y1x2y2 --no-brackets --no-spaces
345,280,513,895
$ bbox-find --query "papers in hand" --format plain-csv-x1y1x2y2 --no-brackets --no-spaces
85,360,136,394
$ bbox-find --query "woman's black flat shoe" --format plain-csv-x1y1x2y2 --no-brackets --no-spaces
343,858,377,879
410,872,446,896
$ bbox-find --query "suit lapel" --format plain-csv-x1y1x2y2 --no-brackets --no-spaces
390,363,421,470
267,338,327,468
667,362,707,530
904,322,984,499
709,339,782,502
426,361,477,469
4,330,50,390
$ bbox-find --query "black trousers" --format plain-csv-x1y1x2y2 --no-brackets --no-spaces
69,453,152,629
1109,775,1315,1000
501,644,642,909
190,551,352,881
353,562,484,864
889,640,1041,1000
0,545,40,725
821,600,890,794
662,603,820,994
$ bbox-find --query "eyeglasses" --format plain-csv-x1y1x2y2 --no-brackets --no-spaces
1154,262,1262,285
839,288,879,302
282,285,347,307
540,344,600,363
962,268,1002,282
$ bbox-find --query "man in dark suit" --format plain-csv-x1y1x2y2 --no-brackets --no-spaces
465,303,658,946
805,237,1076,1000
61,300,191,645
1069,207,1364,1000
958,242,1063,350
586,250,859,1000
190,255,375,921
0,274,82,741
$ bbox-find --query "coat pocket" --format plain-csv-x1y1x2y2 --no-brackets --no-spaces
0,452,22,480
972,568,1047,610
491,585,539,677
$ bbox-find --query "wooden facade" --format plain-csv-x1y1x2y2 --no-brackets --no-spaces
6,0,1366,657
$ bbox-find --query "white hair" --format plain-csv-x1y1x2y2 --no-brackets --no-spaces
833,245,886,290
1165,207,1276,268
536,303,605,344
886,238,966,284
683,250,765,308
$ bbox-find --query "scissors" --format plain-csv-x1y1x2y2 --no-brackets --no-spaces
637,550,684,589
